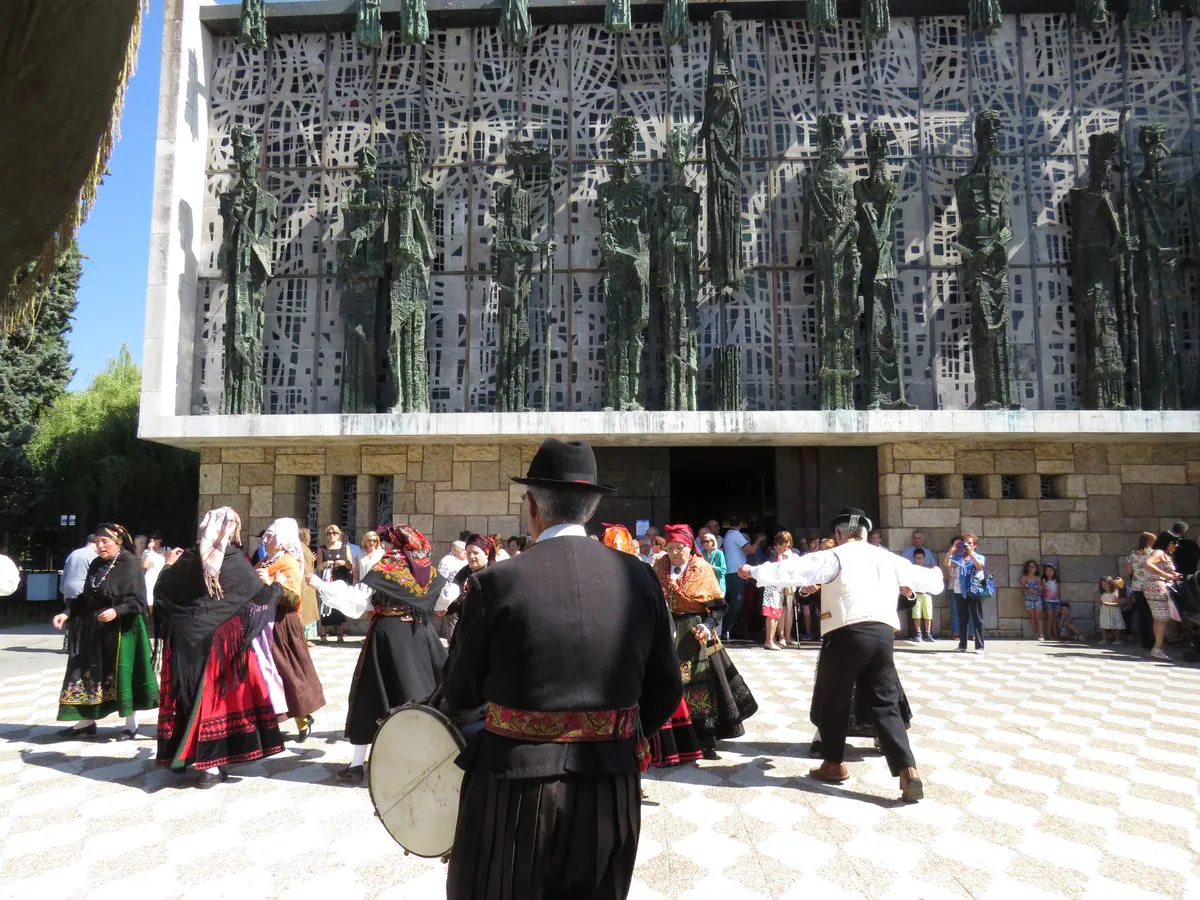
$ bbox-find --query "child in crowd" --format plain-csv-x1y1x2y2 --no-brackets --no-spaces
1058,601,1083,641
1019,559,1044,640
908,548,935,642
1042,563,1062,639
1097,576,1124,644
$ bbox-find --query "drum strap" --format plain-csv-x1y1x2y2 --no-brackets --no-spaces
484,703,639,743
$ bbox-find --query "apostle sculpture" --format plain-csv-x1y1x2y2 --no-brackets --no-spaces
806,113,860,412
1128,0,1162,30
1075,0,1109,30
955,110,1017,410
713,346,743,411
701,11,745,294
1069,132,1127,409
855,127,913,410
662,0,692,45
239,0,267,49
219,126,277,415
599,116,651,411
501,0,533,48
337,145,389,413
355,0,384,49
604,0,632,34
1129,124,1182,410
809,0,838,30
968,0,1002,35
654,127,702,411
862,0,890,40
386,133,435,414
494,142,554,412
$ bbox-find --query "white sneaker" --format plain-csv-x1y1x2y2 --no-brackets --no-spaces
1150,648,1171,661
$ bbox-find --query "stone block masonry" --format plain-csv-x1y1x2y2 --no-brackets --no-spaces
878,440,1200,638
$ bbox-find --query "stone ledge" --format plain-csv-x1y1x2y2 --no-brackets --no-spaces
138,409,1200,449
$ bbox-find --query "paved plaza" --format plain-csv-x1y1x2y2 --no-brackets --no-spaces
1,626,1198,899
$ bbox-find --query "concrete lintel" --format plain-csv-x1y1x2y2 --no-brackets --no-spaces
138,408,1200,449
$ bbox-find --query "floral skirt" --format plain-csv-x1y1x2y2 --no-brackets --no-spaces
58,615,158,721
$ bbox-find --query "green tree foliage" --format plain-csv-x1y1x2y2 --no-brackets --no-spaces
27,347,199,548
0,245,80,546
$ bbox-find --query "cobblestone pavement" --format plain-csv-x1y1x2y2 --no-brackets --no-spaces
1,636,1198,899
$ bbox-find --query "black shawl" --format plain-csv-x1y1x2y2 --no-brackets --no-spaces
154,546,280,710
361,567,445,620
66,549,146,657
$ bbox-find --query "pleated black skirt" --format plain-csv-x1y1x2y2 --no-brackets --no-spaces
446,771,640,900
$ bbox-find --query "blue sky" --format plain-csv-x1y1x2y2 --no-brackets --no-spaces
70,1,165,390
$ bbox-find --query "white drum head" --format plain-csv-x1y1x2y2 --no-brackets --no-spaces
0,555,18,597
368,704,465,858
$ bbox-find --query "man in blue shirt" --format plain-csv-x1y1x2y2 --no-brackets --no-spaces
948,533,987,653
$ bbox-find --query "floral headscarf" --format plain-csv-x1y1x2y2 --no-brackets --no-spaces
376,524,434,587
264,517,304,561
602,523,637,556
198,507,242,598
96,522,135,554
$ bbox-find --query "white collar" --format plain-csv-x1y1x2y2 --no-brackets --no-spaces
536,523,588,543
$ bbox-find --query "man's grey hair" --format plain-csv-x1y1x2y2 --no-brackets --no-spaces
527,486,601,526
834,524,869,540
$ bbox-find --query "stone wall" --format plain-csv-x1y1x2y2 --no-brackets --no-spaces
197,442,540,545
877,441,1200,637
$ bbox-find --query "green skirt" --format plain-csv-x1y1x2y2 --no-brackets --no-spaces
58,615,159,721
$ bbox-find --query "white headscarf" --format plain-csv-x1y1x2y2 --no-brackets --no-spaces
264,517,304,561
199,507,242,598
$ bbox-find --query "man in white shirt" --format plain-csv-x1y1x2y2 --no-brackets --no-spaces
721,517,750,639
435,540,469,611
60,535,98,603
741,507,943,803
900,530,937,567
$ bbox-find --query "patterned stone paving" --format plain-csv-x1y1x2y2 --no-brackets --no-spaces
1,637,1198,899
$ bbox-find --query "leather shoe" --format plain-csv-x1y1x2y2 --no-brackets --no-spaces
117,728,137,742
808,762,850,783
899,767,924,803
196,769,228,789
338,764,365,782
297,718,312,742
57,723,97,739
701,748,720,761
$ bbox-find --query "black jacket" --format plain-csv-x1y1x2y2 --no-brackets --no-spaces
443,533,683,778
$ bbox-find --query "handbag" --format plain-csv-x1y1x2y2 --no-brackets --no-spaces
967,570,994,599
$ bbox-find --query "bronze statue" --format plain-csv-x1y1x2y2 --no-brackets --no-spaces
386,134,435,414
1128,0,1161,30
604,0,632,34
655,127,702,412
398,0,429,44
356,0,384,49
955,111,1018,410
599,117,651,411
494,142,553,412
809,0,838,30
862,0,890,41
855,127,913,410
1069,132,1127,409
1129,125,1182,410
501,0,532,48
239,0,267,49
969,0,1002,35
713,345,743,411
662,0,691,46
219,126,277,415
806,113,860,411
701,12,745,294
1076,0,1109,30
337,145,389,413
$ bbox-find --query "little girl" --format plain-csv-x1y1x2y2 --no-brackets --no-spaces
1058,601,1083,641
1042,563,1062,640
1019,559,1044,640
1097,576,1124,644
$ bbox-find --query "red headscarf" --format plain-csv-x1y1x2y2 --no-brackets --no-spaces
465,533,497,564
663,523,694,547
377,524,433,587
602,523,638,555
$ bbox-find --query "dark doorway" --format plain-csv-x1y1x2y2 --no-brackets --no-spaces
669,447,777,533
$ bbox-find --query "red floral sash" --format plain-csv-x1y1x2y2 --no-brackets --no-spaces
484,703,639,742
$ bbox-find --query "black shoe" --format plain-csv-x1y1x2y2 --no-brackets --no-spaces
297,718,312,742
196,769,228,789
701,748,720,761
338,764,365,782
117,728,137,742
57,723,97,739
809,740,823,758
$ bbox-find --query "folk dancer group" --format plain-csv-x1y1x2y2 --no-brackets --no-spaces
48,439,943,899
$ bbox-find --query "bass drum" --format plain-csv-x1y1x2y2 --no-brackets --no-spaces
368,703,466,858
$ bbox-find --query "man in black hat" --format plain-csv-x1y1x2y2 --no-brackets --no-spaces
442,438,683,900
740,507,943,803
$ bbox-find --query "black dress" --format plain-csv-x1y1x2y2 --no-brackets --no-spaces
345,564,447,745
319,544,353,627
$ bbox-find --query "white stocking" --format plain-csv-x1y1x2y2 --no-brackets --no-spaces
351,744,369,767
125,713,138,731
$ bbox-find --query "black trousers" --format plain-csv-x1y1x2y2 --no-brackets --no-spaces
1130,591,1154,649
810,622,916,776
447,770,640,900
955,593,986,651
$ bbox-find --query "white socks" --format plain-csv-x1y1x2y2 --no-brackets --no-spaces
351,744,369,767
73,719,97,731
125,713,138,731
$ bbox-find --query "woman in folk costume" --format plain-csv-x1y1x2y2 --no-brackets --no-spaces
257,517,326,741
53,523,159,739
309,524,447,781
655,523,757,760
439,533,497,643
154,508,285,786
603,523,704,771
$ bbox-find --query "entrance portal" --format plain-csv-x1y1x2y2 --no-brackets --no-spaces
668,447,777,534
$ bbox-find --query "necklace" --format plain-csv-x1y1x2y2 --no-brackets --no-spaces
89,557,118,589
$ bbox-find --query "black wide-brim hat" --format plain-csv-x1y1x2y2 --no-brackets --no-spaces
511,438,616,494
828,506,873,534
